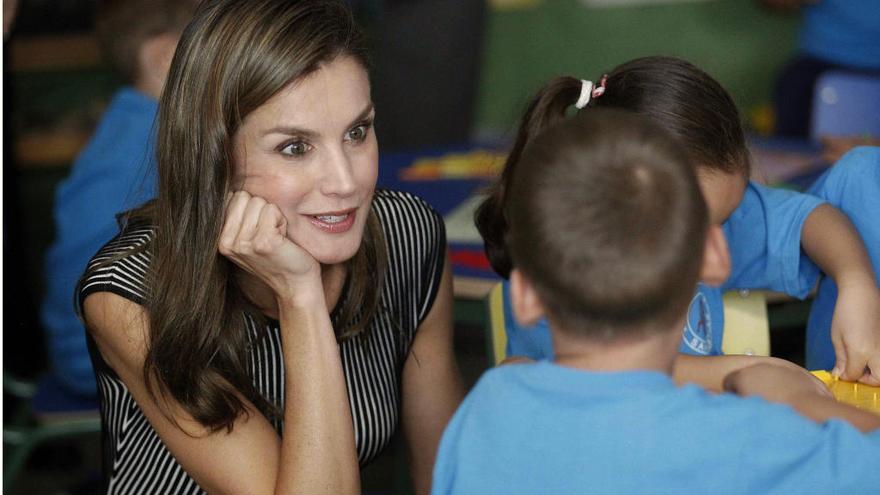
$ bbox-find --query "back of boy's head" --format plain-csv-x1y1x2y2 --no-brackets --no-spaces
476,55,745,279
505,108,708,340
96,0,198,84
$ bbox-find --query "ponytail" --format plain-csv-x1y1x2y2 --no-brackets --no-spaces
475,76,584,278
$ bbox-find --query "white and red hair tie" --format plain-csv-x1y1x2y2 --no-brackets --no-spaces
574,74,608,109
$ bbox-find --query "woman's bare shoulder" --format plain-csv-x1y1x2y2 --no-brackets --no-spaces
82,291,150,367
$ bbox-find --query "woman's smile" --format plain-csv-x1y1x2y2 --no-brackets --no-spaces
305,208,357,233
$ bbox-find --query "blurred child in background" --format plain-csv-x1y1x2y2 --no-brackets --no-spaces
41,0,197,396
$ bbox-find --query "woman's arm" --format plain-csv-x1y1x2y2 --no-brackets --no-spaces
801,204,880,385
86,288,359,495
218,191,360,493
273,282,359,494
86,292,286,495
400,254,466,495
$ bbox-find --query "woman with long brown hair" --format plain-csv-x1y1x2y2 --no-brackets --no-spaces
77,1,463,493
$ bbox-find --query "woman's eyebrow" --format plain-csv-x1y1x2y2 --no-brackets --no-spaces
262,125,317,139
349,102,375,125
262,102,375,139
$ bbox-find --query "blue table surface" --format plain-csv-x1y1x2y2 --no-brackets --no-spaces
378,145,492,216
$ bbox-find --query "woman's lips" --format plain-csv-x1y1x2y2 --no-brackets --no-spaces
305,208,357,233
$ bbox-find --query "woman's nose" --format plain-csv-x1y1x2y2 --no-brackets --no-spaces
320,147,357,197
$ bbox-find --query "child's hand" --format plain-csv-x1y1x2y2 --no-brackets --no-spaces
219,190,322,301
723,363,833,404
830,277,880,386
725,362,880,432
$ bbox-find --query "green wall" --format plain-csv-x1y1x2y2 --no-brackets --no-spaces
476,0,800,136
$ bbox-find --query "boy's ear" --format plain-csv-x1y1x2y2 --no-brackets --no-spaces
509,268,546,326
699,224,731,287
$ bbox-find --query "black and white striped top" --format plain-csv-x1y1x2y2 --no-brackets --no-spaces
78,189,446,494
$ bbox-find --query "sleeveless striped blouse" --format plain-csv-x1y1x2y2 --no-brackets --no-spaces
78,189,446,494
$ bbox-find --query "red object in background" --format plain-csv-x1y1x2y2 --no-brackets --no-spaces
450,248,492,270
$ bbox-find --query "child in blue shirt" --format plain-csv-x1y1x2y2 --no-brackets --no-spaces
760,0,880,138
805,146,880,371
476,56,880,388
433,108,880,495
40,0,197,396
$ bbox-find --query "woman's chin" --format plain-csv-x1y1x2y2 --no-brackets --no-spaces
308,242,362,266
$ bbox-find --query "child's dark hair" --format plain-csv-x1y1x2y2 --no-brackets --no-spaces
95,0,199,84
506,108,707,338
476,56,747,278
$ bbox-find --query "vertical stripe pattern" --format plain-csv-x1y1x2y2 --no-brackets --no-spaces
78,189,446,493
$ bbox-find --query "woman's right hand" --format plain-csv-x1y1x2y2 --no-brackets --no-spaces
219,190,321,300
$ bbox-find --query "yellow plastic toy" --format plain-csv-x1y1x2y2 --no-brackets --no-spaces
811,370,880,414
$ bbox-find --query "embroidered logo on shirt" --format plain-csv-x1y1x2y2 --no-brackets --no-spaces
683,292,712,354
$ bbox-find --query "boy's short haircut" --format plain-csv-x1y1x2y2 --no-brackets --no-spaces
95,0,198,84
506,108,708,340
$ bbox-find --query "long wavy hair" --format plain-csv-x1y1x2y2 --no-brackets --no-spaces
127,0,387,432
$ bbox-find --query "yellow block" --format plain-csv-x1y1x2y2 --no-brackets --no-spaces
811,370,880,414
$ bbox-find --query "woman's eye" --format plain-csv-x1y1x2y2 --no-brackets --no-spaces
346,123,370,142
280,141,311,156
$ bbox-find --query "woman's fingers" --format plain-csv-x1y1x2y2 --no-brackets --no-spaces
252,203,286,255
220,191,276,255
238,195,268,247
219,191,252,256
218,192,320,296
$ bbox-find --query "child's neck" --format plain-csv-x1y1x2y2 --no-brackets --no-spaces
551,323,682,375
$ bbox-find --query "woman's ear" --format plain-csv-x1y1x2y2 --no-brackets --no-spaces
509,268,546,326
699,225,731,287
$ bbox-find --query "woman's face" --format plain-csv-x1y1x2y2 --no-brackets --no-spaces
231,55,378,265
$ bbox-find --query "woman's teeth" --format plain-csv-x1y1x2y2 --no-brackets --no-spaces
315,214,348,223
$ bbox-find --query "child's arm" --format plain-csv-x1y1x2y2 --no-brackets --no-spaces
723,363,880,433
672,354,805,392
801,204,880,385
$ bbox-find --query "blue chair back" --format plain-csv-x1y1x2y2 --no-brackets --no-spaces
810,71,880,141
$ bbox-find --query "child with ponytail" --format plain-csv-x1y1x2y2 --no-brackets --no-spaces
476,56,880,388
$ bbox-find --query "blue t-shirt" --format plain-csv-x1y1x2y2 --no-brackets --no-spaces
805,147,880,369
433,362,880,495
506,181,824,359
799,0,880,70
40,87,158,396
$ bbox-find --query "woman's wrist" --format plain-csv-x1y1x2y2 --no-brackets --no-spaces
274,281,326,312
